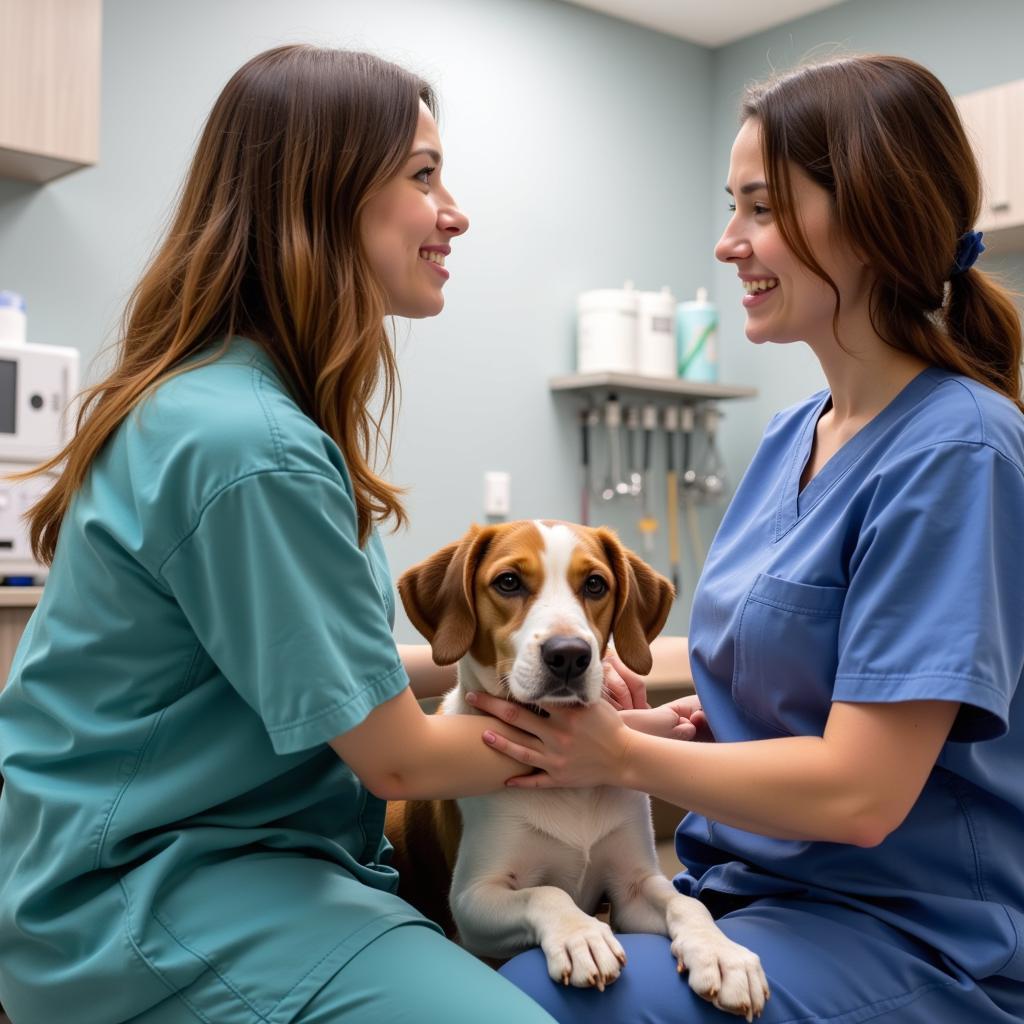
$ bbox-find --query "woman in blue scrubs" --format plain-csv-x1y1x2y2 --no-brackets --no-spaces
0,45,567,1024
476,55,1024,1022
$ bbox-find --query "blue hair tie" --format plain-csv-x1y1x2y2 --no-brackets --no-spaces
951,229,985,276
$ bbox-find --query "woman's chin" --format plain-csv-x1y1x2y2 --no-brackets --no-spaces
388,293,445,319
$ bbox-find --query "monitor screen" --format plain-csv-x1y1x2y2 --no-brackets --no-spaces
0,360,15,434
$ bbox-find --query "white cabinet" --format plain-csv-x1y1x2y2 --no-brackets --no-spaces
0,0,103,184
956,79,1024,253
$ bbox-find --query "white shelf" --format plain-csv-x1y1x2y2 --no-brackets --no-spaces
549,372,757,401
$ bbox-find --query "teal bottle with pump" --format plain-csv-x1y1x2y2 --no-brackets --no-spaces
676,287,718,382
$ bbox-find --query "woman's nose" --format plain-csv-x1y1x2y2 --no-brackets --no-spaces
438,193,469,238
715,221,750,263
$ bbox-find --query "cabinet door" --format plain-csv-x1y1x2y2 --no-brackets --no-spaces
956,80,1024,243
1000,81,1024,232
0,0,102,183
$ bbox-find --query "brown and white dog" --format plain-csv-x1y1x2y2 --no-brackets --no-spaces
388,520,768,1019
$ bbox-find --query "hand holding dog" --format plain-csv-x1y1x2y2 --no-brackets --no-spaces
467,690,636,790
601,650,650,710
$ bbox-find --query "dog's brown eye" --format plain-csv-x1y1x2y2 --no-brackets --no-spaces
583,575,609,598
493,572,522,595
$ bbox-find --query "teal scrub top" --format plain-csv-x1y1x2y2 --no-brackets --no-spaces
0,339,435,1024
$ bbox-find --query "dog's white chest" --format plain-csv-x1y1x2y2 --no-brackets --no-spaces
520,787,627,850
460,785,640,854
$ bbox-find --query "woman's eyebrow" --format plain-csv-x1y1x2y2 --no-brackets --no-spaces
724,182,768,195
408,147,442,164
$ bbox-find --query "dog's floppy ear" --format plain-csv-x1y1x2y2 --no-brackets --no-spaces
397,525,496,666
596,527,675,675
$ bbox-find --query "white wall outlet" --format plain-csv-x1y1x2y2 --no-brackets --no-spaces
483,471,511,518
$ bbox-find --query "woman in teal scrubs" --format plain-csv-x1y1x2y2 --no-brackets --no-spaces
0,45,573,1024
477,56,1024,1021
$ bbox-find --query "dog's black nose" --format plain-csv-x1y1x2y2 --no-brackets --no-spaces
541,636,592,682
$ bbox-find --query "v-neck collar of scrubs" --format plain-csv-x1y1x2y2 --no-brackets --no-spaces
777,365,947,538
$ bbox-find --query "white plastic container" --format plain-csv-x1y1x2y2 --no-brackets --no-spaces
0,292,27,346
676,287,718,382
636,286,677,378
576,282,638,374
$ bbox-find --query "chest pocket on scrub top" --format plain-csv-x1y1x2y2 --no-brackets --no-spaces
732,573,847,737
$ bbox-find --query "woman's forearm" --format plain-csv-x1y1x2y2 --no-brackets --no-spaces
619,698,958,846
331,685,532,801
398,643,457,700
374,712,533,800
621,731,870,844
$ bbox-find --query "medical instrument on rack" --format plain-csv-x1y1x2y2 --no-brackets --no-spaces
662,404,680,594
579,407,592,525
600,394,631,501
679,404,705,567
625,404,643,497
636,403,658,554
697,405,727,501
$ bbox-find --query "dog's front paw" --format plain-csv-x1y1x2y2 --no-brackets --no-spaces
540,917,627,991
671,928,770,1021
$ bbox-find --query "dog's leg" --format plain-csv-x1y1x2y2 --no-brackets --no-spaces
450,822,627,990
453,876,627,990
601,832,770,1021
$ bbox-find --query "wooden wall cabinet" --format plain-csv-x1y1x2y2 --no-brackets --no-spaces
956,79,1024,254
0,0,102,184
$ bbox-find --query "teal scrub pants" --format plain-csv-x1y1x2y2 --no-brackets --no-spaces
128,923,557,1023
499,899,1024,1023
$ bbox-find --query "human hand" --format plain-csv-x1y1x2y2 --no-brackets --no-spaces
601,649,650,710
659,693,714,742
465,690,631,789
620,704,698,740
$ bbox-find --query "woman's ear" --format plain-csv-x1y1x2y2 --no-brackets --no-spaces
397,525,496,666
596,527,675,675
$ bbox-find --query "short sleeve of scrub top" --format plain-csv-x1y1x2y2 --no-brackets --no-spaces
832,437,1022,740
678,368,1024,988
160,468,407,754
0,339,438,1024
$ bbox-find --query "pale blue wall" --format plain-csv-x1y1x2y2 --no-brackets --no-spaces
0,0,1021,644
0,0,715,639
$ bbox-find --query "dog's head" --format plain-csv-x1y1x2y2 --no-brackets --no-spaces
397,520,674,707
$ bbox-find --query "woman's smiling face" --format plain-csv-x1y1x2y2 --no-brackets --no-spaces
715,118,871,347
360,102,469,318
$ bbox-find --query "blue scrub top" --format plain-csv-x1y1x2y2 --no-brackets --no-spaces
678,367,1024,987
0,339,433,1024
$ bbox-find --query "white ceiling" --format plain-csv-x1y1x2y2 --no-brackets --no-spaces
557,0,851,48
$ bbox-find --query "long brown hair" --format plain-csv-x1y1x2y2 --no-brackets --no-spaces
24,44,433,563
742,55,1023,412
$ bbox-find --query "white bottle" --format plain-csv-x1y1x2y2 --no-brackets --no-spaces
0,292,27,345
636,286,677,378
576,281,638,375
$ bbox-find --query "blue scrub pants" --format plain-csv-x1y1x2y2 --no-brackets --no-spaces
499,899,1024,1023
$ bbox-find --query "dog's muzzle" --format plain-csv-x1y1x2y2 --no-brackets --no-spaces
539,636,593,701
